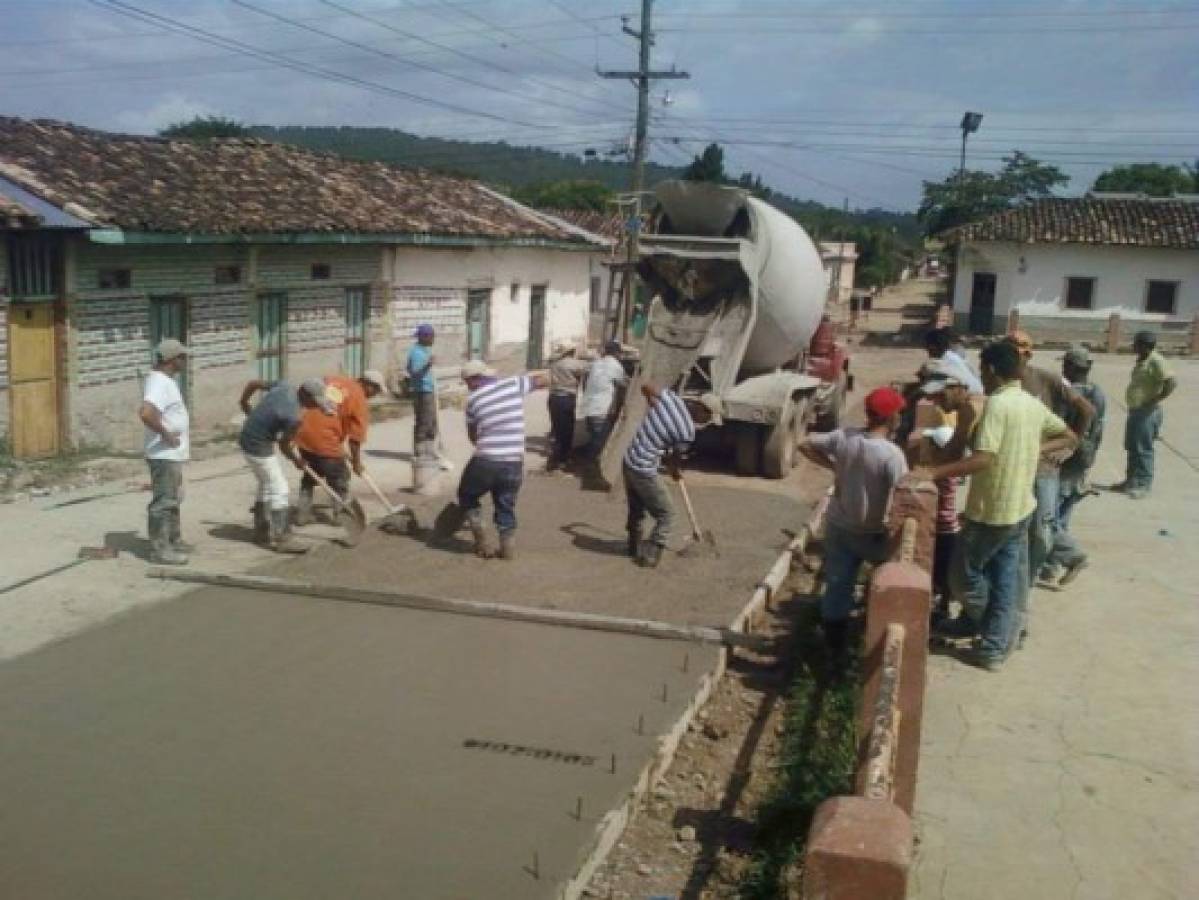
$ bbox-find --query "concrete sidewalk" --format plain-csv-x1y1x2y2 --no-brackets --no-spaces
911,355,1199,899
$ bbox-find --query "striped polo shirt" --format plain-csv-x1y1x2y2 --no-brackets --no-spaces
466,375,532,462
623,390,696,476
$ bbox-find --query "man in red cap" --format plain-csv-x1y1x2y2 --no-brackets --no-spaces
800,386,909,662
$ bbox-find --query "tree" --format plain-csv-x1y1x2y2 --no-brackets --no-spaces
682,143,727,182
510,179,613,211
918,151,1069,235
1093,162,1197,196
159,116,252,139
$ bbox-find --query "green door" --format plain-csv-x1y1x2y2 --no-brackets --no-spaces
149,295,189,399
466,288,489,361
526,284,547,369
344,286,367,377
256,292,286,381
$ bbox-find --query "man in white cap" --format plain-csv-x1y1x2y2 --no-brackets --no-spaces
238,377,337,553
292,369,385,525
622,383,722,569
545,341,588,471
456,360,549,560
138,338,192,565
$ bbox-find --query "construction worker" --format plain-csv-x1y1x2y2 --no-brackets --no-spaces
622,383,722,569
138,338,192,566
238,378,336,553
580,340,629,462
545,341,588,472
1044,346,1105,585
1113,330,1177,499
407,324,437,459
292,370,385,525
457,360,549,560
800,387,908,660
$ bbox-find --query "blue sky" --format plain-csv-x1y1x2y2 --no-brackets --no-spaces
2,0,1196,211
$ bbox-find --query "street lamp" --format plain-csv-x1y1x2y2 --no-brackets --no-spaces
959,111,984,177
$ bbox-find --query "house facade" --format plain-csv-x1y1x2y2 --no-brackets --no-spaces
0,118,606,458
819,241,858,304
949,196,1199,347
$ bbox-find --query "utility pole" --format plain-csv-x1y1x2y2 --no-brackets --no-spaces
598,0,689,343
598,0,690,196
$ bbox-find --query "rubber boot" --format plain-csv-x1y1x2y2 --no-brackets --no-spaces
498,531,516,561
626,529,641,558
252,502,271,547
430,502,467,546
293,488,316,526
635,541,663,569
169,509,195,554
149,514,188,566
269,509,307,554
467,514,495,559
581,460,612,492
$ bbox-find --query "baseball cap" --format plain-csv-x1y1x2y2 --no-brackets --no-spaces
461,359,496,379
299,377,337,415
415,323,435,338
864,386,906,419
155,338,189,361
1061,345,1092,368
695,392,724,426
360,369,386,390
1006,329,1034,354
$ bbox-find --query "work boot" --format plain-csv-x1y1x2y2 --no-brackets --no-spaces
148,514,188,566
293,489,316,526
1057,557,1089,587
635,541,663,569
498,531,516,561
168,510,195,553
581,461,612,492
430,502,467,546
269,509,307,554
468,515,495,559
252,502,271,547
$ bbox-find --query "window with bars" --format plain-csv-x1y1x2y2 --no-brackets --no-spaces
5,234,61,299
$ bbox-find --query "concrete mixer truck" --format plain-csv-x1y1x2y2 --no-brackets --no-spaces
600,180,851,480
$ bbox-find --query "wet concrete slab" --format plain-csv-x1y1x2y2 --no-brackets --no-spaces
0,585,719,899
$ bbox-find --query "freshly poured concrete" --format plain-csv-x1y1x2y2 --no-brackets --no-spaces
0,585,718,899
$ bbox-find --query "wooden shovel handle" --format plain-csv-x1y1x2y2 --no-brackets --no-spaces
676,476,704,540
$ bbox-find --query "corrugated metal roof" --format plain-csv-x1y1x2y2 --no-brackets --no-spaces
0,175,91,229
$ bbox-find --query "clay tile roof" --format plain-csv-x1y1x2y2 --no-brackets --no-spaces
536,207,626,243
0,193,41,229
951,197,1199,250
0,117,594,244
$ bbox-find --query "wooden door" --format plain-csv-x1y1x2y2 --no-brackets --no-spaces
256,292,286,381
8,303,59,458
149,296,189,399
343,287,367,377
466,288,489,361
969,273,997,334
526,284,547,369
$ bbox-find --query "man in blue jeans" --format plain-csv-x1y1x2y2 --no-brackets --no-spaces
800,386,908,661
1113,330,1177,499
457,360,549,561
918,341,1077,671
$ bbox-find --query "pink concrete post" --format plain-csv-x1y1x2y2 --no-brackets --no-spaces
802,796,913,900
886,477,937,576
1106,312,1121,353
857,562,930,815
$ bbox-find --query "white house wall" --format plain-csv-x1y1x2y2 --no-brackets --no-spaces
389,245,594,375
953,241,1199,337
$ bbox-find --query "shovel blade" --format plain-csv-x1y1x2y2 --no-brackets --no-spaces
340,499,367,547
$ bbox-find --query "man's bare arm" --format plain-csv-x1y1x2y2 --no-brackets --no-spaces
923,450,994,482
138,401,180,447
798,442,835,471
239,380,269,416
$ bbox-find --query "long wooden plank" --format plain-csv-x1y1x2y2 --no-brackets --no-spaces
147,569,770,651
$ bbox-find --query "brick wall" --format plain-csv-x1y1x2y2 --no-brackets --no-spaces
391,285,468,373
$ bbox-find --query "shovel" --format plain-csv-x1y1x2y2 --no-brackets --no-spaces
676,474,719,558
356,465,419,535
301,463,367,546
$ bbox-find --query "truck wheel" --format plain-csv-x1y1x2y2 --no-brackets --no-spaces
763,401,797,479
814,375,847,432
734,425,761,476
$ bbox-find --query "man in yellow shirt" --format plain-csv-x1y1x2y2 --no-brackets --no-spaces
919,341,1077,671
1114,331,1177,499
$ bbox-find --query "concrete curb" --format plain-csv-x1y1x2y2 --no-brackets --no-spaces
561,499,827,899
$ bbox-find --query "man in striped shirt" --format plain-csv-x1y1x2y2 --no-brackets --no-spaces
458,359,549,560
623,383,722,568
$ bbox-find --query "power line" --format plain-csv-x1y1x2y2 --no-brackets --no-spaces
82,0,564,129
657,5,1199,20
658,22,1199,35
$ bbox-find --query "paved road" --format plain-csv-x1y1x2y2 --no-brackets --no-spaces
912,355,1199,900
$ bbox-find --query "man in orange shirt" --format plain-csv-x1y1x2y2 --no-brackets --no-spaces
294,369,385,524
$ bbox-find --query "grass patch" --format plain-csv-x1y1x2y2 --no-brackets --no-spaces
738,604,861,898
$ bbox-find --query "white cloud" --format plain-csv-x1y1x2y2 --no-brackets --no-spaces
113,96,219,135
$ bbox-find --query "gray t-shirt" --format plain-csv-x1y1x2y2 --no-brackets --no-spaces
808,427,908,533
238,383,303,457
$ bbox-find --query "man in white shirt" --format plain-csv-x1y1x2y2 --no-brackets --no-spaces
138,339,191,565
580,341,629,459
